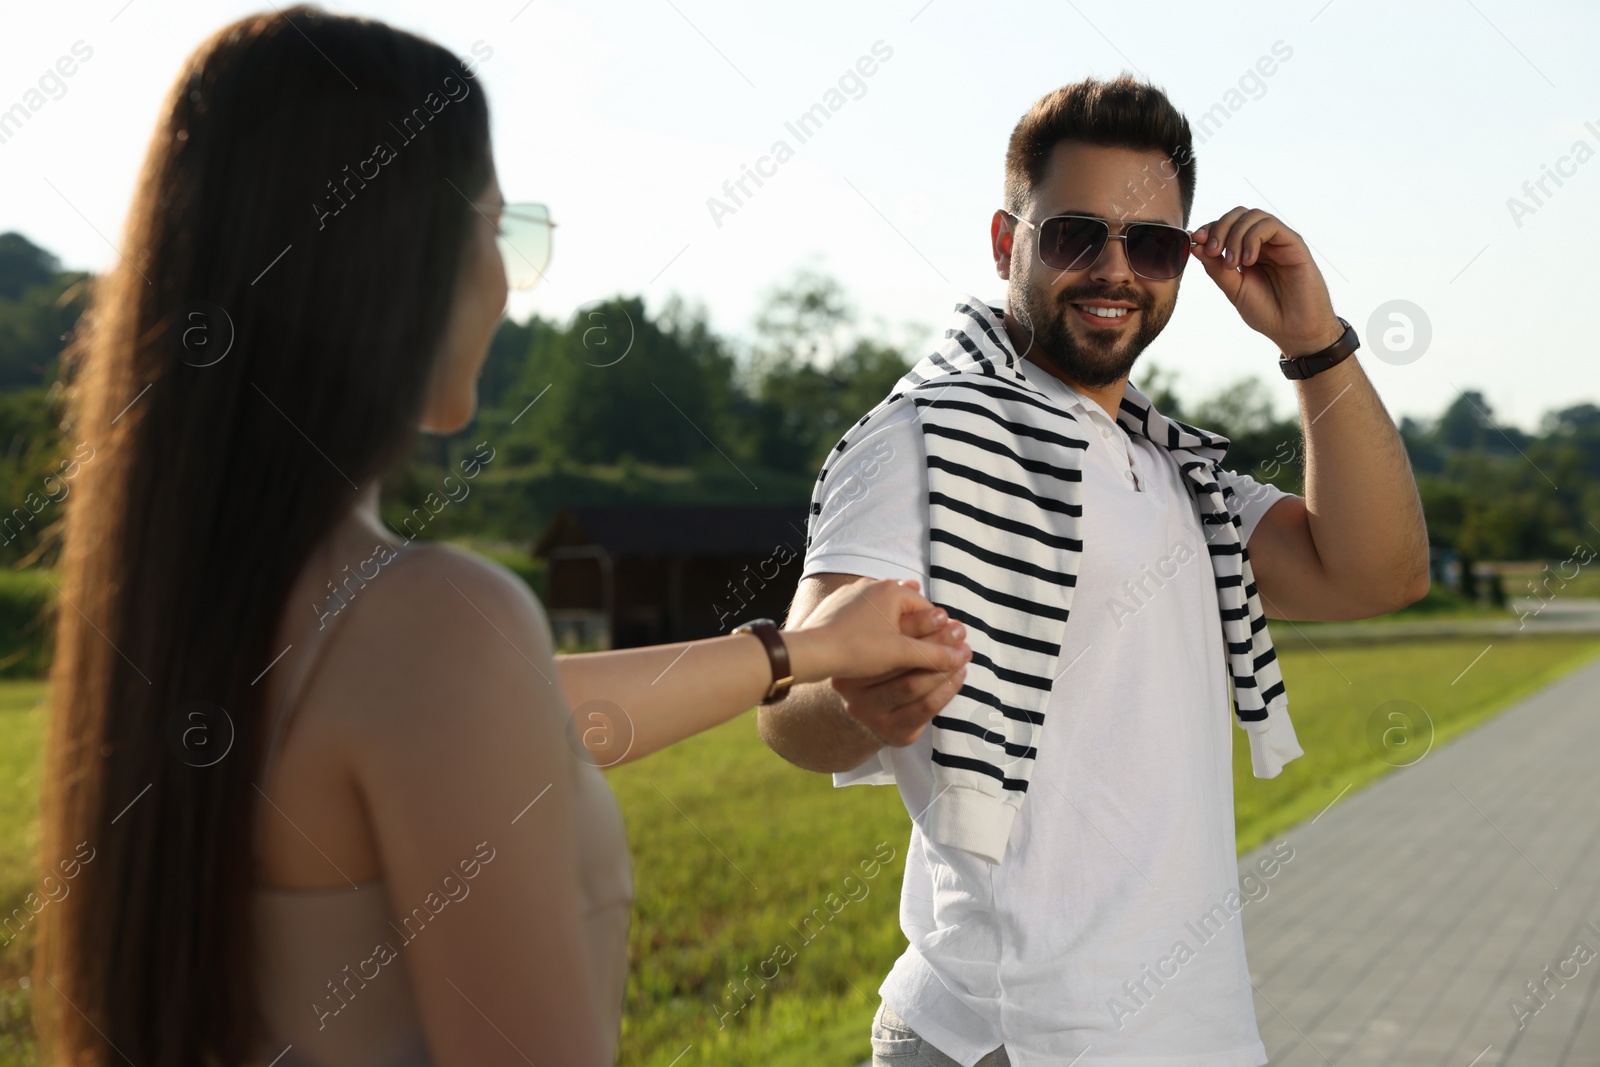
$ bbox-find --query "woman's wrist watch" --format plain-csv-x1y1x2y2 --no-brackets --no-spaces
1278,315,1360,380
732,618,794,705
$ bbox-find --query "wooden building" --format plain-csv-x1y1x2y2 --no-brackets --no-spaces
532,504,811,649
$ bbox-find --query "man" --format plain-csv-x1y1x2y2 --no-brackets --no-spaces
758,74,1429,1066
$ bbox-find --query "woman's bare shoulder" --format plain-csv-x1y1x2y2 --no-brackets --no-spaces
315,541,563,747
391,541,545,613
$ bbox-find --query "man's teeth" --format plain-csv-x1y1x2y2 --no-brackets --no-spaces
1074,304,1130,318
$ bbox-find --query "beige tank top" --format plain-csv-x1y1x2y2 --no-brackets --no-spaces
248,543,633,1066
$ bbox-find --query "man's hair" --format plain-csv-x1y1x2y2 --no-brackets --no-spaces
1003,73,1196,224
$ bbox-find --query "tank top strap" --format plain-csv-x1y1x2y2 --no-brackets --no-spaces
258,540,431,783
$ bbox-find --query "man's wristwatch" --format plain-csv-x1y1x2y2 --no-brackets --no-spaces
1278,315,1360,380
732,618,794,705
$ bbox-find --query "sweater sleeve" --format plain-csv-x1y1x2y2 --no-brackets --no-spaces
1241,707,1304,778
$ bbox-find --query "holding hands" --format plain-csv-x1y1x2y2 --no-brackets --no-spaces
788,578,970,748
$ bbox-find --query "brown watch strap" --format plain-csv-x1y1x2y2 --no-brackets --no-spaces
1278,316,1360,380
733,618,793,705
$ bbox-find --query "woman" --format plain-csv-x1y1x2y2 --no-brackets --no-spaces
35,8,971,1066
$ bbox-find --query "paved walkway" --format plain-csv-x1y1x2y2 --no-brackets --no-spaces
1240,652,1600,1065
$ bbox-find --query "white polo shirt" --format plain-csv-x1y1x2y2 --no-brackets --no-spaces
803,356,1290,1066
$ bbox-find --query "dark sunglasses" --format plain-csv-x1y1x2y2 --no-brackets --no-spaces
1005,211,1195,281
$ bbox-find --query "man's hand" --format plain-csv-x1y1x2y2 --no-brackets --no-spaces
1191,207,1343,355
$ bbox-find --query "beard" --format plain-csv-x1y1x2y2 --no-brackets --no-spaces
1009,276,1177,388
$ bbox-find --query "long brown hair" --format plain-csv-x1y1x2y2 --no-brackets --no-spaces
37,8,491,1063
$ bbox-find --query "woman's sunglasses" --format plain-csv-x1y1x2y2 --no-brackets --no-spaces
478,201,556,291
1005,211,1195,282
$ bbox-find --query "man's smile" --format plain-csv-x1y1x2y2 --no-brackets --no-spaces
1070,300,1138,328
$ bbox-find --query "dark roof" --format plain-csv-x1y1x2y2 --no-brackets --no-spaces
533,504,811,558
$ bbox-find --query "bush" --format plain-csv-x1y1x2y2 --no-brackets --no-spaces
0,570,53,678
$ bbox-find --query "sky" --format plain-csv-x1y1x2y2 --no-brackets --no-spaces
2,0,1597,430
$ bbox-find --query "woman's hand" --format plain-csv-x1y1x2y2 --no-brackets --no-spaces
784,578,970,684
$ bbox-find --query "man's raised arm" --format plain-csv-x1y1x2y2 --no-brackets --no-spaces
1188,206,1431,620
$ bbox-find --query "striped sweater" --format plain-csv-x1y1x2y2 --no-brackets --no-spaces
806,296,1304,864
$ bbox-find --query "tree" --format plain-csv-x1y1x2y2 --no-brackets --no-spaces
476,315,542,413
1189,376,1279,437
1133,362,1183,419
748,269,852,382
745,272,911,475
0,385,73,567
1436,391,1502,452
1187,376,1302,491
0,232,58,300
0,232,90,389
505,295,734,467
1543,402,1600,436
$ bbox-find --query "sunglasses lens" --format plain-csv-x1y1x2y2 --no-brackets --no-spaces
1126,224,1190,280
497,203,553,291
1036,216,1108,272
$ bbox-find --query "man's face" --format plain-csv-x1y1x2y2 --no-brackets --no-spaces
993,141,1187,389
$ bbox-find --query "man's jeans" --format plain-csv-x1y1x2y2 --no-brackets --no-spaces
870,1001,1011,1066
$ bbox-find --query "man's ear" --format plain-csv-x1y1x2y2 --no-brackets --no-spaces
991,210,1015,281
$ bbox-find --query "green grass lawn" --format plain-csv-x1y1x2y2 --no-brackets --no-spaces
0,682,47,1067
0,638,1597,1065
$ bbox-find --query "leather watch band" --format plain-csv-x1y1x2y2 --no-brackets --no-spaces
732,618,794,705
1278,315,1360,380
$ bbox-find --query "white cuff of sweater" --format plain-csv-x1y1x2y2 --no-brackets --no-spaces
921,784,1016,865
1243,703,1304,778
